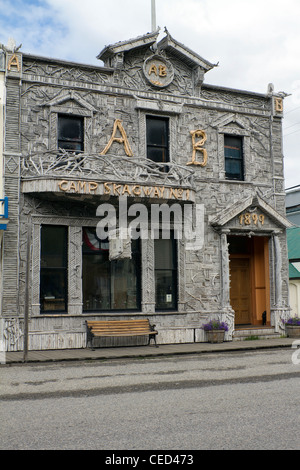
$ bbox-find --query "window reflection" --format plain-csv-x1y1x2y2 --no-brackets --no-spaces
58,115,84,152
82,228,141,311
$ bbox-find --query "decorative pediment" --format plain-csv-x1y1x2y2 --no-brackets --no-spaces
210,193,293,231
41,91,97,114
211,113,250,134
97,29,217,91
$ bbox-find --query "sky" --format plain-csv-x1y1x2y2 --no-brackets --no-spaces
0,0,300,189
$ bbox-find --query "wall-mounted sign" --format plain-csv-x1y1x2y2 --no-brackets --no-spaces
58,180,98,194
187,129,208,166
6,52,22,77
7,53,20,71
100,119,133,157
103,182,191,200
274,97,283,114
239,212,265,226
143,55,174,88
56,179,194,201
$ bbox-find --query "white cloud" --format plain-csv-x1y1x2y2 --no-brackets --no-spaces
0,0,300,188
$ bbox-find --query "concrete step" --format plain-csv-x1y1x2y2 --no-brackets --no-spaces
233,326,281,341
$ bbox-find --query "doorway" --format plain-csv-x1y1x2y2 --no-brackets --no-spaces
230,257,251,324
228,235,270,326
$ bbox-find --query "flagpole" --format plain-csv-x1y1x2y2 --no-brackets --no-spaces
151,0,156,31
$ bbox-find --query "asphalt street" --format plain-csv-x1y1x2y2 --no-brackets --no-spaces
1,347,299,450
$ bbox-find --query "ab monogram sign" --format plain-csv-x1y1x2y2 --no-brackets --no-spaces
143,55,174,88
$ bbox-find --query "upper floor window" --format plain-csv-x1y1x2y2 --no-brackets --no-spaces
58,115,84,152
146,116,169,164
224,135,244,181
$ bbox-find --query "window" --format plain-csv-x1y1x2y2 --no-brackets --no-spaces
58,115,84,152
154,234,177,310
224,135,244,180
40,225,68,313
82,228,141,311
146,116,169,164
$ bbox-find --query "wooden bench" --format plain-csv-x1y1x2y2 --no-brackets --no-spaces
86,319,158,349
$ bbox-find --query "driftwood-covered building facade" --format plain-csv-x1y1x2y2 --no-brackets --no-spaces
1,30,292,351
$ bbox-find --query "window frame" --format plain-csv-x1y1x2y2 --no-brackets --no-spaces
32,221,185,316
40,225,68,314
154,232,178,311
57,114,84,153
82,228,142,313
146,115,170,164
49,109,92,155
224,134,244,181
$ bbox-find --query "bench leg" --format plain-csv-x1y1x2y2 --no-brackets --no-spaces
86,333,95,350
149,334,158,348
87,339,94,350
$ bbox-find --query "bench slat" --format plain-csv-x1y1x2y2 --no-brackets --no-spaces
88,324,153,328
89,327,151,331
90,329,157,333
90,330,157,334
90,332,157,337
87,320,149,326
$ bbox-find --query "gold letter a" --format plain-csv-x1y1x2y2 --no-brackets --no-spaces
101,119,133,157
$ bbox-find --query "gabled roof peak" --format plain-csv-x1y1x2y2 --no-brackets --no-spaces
210,192,293,230
97,28,217,74
97,29,160,64
157,29,217,72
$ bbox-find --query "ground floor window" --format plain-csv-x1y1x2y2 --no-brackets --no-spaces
40,225,68,313
39,225,178,314
82,228,141,311
154,234,177,310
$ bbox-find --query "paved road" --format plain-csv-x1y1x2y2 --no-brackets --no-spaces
1,347,300,450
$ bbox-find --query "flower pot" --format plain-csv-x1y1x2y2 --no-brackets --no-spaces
285,325,300,338
206,329,225,343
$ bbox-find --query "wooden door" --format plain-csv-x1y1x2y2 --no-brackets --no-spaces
230,257,252,325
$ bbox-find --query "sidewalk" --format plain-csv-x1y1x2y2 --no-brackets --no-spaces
2,337,296,365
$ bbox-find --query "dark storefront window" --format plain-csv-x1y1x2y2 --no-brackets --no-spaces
58,114,84,152
40,225,68,313
224,135,244,180
146,116,169,164
82,228,141,312
154,234,177,310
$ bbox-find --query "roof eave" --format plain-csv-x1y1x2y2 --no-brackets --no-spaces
157,31,217,72
97,29,160,61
